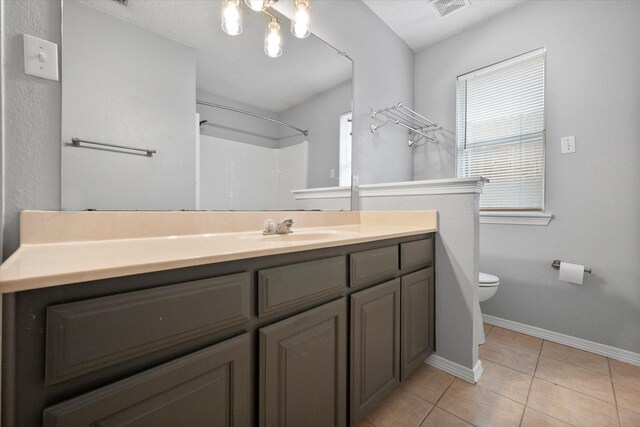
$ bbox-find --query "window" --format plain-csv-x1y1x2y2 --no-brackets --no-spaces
456,49,546,210
339,112,352,186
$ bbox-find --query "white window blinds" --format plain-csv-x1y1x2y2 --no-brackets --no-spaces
456,49,546,210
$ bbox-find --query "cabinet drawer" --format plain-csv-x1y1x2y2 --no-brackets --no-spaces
350,246,399,288
43,333,251,427
400,238,433,271
46,272,250,386
258,256,347,318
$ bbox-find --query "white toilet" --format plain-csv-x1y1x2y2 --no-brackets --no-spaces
479,272,500,302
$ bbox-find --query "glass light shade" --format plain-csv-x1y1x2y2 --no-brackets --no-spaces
245,0,266,11
221,0,243,36
291,0,310,38
265,18,282,58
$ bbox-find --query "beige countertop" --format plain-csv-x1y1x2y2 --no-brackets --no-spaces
0,211,437,293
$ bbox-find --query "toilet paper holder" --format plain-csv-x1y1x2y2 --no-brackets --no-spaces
551,260,592,274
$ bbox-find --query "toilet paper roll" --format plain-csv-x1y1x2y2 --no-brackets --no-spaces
558,262,584,284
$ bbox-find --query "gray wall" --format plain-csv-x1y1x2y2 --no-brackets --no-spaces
62,2,196,211
361,191,480,370
274,0,415,187
2,0,61,258
197,89,279,149
414,1,640,354
278,80,352,188
1,0,415,257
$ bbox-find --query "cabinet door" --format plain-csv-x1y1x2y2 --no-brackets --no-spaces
401,267,435,380
260,298,347,427
43,333,251,427
350,279,401,425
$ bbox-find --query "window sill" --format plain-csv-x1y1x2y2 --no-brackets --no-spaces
480,211,553,226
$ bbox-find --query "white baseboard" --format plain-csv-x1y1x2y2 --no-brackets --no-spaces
483,314,640,367
426,354,484,384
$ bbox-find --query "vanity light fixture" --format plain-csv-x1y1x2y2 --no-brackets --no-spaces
265,17,283,58
221,0,312,57
221,0,243,36
244,0,277,12
291,0,310,38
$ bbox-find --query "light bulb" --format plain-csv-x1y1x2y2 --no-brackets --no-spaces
264,18,282,58
245,0,266,11
291,0,310,38
221,0,242,36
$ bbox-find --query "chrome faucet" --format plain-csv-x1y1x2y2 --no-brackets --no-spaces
263,218,294,235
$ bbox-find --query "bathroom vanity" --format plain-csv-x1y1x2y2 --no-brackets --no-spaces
1,211,437,426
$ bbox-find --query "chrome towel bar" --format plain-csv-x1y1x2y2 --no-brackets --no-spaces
71,137,156,156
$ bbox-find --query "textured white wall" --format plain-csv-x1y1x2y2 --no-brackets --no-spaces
2,0,61,258
61,2,197,211
414,0,640,354
278,80,352,188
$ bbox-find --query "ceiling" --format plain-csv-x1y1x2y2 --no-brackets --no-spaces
75,0,352,113
362,0,526,52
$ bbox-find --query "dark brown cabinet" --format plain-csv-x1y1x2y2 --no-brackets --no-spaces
4,234,434,427
43,333,251,427
401,267,435,380
259,298,347,427
45,272,251,385
350,278,401,425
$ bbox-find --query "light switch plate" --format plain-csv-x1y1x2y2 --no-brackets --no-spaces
561,135,576,154
23,34,59,81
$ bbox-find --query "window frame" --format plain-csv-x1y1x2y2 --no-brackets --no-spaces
455,48,547,212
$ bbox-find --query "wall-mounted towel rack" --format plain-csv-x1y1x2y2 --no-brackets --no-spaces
70,137,156,156
196,100,309,137
370,102,439,146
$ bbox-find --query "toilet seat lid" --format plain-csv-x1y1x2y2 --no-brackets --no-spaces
479,272,500,285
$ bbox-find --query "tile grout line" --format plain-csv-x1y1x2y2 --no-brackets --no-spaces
480,326,619,424
518,338,544,426
385,368,458,427
608,358,622,427
523,340,580,427
539,348,613,376
432,378,480,427
535,354,617,396
487,333,619,408
533,362,620,406
397,371,469,427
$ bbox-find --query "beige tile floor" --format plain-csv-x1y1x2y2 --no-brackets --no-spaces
358,324,640,427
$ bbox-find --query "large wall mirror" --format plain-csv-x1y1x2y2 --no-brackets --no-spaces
61,0,353,211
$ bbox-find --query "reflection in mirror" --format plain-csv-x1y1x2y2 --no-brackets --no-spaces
61,0,353,211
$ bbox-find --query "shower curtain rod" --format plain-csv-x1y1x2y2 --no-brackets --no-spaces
196,100,309,137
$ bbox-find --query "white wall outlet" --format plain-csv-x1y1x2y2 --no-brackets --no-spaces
23,34,59,81
329,168,335,179
561,135,576,154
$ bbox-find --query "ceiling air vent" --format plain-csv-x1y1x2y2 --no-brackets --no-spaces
431,0,469,18
111,0,129,6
